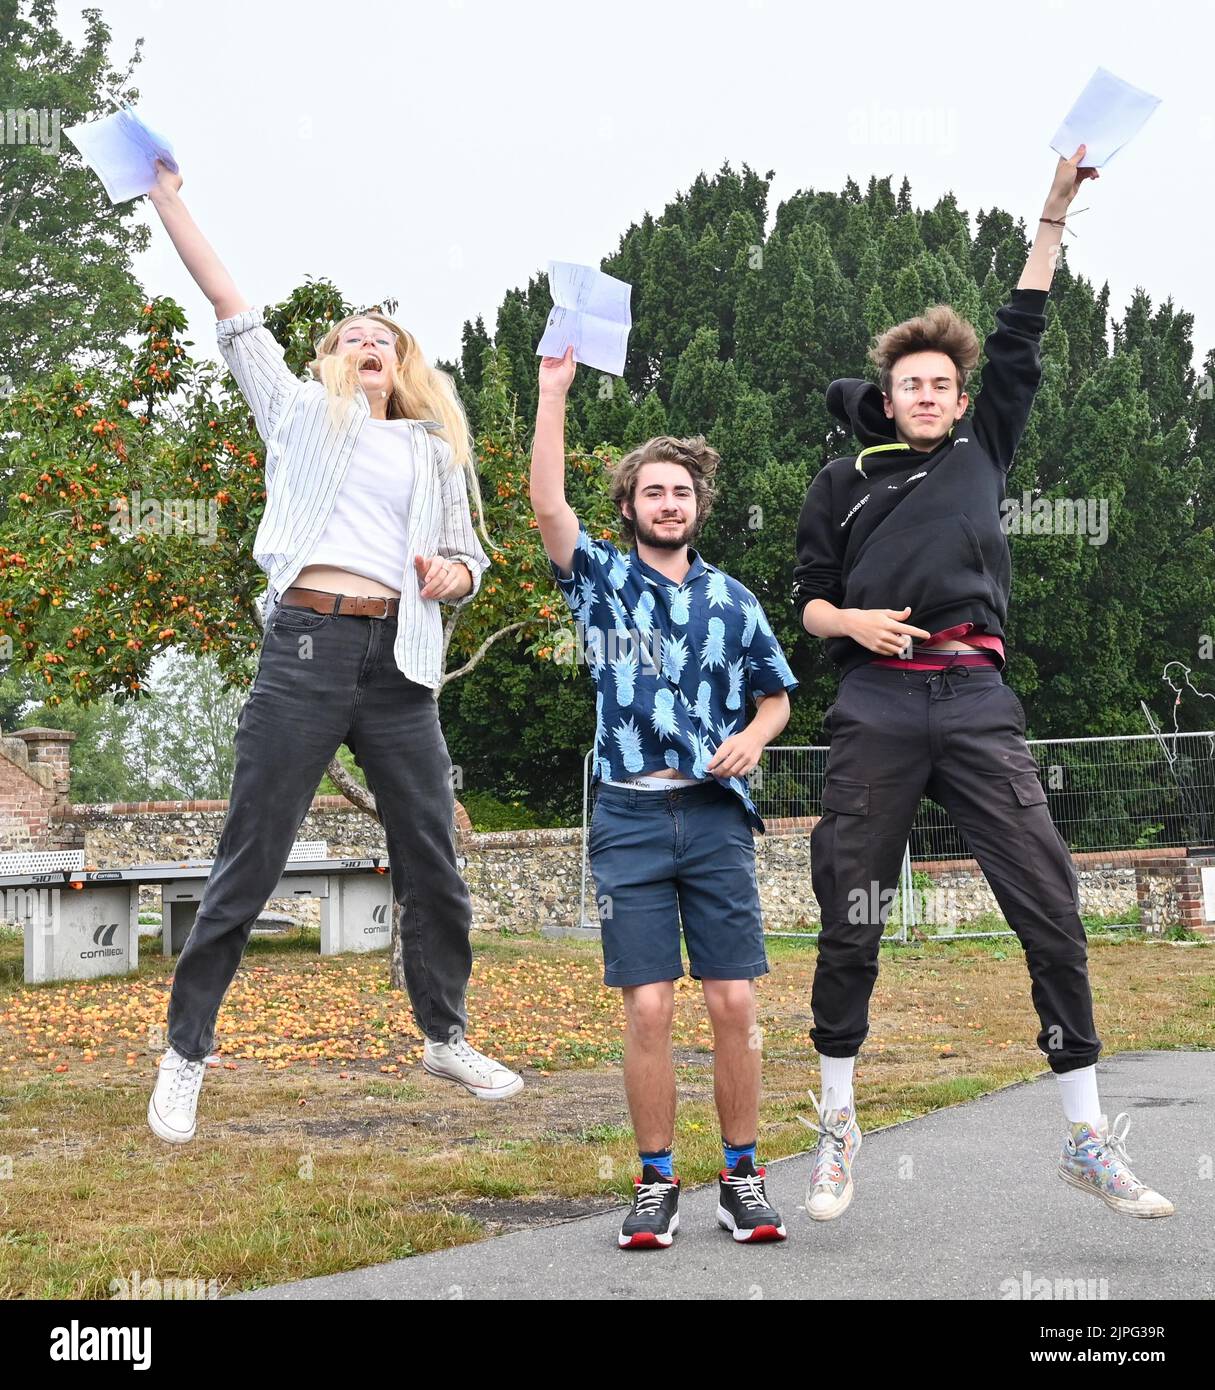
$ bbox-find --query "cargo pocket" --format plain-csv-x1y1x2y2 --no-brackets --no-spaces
812,777,872,929
821,777,870,816
1010,771,1047,808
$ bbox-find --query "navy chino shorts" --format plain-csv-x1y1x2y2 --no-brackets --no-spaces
587,779,768,987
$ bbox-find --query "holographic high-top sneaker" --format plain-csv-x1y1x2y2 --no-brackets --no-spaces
798,1089,862,1221
1058,1113,1175,1218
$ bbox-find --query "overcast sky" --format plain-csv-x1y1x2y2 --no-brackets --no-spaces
65,0,1213,376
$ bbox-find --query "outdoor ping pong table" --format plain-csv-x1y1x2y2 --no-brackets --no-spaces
0,844,396,984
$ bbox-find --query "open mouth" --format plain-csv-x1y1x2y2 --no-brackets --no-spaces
358,353,383,373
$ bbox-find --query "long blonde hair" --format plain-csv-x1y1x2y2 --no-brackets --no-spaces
308,311,492,552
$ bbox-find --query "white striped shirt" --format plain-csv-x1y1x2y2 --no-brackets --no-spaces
216,308,490,692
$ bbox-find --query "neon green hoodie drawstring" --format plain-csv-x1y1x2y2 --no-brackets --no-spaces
853,423,957,477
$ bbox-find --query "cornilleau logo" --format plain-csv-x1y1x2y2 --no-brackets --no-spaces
80,922,123,959
840,494,870,528
364,903,390,935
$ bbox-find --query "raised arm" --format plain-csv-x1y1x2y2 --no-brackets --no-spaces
147,160,301,443
529,346,580,578
1018,144,1098,293
147,160,249,320
971,147,1098,472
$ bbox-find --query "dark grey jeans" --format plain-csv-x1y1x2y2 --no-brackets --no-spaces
167,601,473,1061
810,660,1102,1075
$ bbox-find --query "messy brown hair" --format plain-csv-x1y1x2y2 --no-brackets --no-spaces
609,435,719,546
869,305,981,397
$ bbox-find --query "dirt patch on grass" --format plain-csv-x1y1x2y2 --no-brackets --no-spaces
445,1194,624,1234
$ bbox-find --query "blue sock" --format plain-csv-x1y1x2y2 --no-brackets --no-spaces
723,1138,757,1171
639,1147,674,1179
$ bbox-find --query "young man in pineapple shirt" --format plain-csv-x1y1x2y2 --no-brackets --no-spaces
792,146,1174,1224
531,346,799,1249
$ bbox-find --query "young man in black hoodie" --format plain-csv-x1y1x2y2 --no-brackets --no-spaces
792,146,1174,1223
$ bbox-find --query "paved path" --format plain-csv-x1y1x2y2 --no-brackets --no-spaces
232,1052,1213,1300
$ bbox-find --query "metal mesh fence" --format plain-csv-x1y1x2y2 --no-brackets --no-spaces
576,732,1215,939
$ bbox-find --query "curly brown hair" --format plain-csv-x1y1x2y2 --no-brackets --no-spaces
609,435,719,546
869,304,981,397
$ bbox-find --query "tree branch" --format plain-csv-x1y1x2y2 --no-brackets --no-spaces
441,620,533,686
324,754,378,818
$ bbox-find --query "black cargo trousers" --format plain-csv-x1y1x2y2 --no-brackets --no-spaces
809,660,1101,1075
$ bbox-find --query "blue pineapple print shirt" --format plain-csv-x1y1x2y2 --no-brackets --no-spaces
550,519,799,832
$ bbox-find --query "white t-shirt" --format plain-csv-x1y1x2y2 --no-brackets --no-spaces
301,417,415,590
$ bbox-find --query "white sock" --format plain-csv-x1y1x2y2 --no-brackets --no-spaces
819,1054,855,1113
1057,1065,1101,1128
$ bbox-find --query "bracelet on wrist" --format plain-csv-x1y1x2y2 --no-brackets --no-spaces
1040,205,1089,238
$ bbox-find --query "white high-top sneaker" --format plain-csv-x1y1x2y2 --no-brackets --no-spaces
148,1046,208,1143
422,1038,523,1099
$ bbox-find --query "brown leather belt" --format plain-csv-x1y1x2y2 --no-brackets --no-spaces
279,586,400,619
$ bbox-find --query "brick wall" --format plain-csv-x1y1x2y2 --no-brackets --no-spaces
0,727,79,854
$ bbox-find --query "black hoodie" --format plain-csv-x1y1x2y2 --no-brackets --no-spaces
791,288,1049,677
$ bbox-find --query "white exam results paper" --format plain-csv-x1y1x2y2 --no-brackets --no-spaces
65,102,179,204
537,261,633,376
1050,67,1161,169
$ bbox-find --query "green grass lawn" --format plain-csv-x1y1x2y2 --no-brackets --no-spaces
0,925,1209,1297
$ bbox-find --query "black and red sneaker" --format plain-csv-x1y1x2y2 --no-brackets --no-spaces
716,1155,787,1242
618,1164,681,1249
